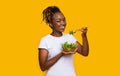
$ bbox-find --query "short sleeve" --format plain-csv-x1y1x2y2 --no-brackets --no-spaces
38,38,48,50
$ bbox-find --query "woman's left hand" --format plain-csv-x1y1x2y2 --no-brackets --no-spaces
78,27,88,35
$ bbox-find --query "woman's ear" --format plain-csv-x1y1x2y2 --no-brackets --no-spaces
49,23,53,28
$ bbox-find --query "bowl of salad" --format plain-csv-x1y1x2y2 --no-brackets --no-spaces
62,42,77,52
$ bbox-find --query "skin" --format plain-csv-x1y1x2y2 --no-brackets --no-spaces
38,12,89,71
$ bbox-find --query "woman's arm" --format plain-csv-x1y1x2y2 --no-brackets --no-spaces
76,27,89,56
38,48,63,71
38,48,75,71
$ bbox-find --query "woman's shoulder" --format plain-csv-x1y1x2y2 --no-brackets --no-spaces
63,33,76,41
63,33,74,38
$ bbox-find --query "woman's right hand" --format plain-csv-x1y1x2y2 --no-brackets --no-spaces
62,48,78,55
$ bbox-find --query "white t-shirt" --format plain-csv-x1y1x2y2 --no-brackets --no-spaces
38,34,77,76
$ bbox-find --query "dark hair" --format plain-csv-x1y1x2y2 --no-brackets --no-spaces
42,6,61,24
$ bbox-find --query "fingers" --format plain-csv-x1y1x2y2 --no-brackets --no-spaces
73,48,78,54
78,27,87,30
62,51,75,55
78,27,88,34
62,47,79,55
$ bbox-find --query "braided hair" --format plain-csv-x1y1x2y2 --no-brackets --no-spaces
42,6,61,24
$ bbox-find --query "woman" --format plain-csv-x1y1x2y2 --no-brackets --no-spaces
38,6,89,76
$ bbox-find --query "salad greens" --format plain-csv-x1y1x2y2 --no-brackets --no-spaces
69,29,80,35
69,30,75,35
62,42,77,51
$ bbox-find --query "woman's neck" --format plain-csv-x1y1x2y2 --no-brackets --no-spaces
50,31,63,37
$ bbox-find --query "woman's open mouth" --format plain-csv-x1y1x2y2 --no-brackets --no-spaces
60,26,65,29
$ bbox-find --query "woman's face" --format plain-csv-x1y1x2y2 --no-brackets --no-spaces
50,12,66,33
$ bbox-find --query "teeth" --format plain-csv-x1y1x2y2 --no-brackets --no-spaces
60,26,64,29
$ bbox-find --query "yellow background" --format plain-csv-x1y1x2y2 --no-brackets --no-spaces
0,0,120,76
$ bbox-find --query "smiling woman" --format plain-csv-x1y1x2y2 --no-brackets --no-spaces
38,6,89,76
42,6,66,35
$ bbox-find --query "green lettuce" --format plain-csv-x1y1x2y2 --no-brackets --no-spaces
62,42,77,51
